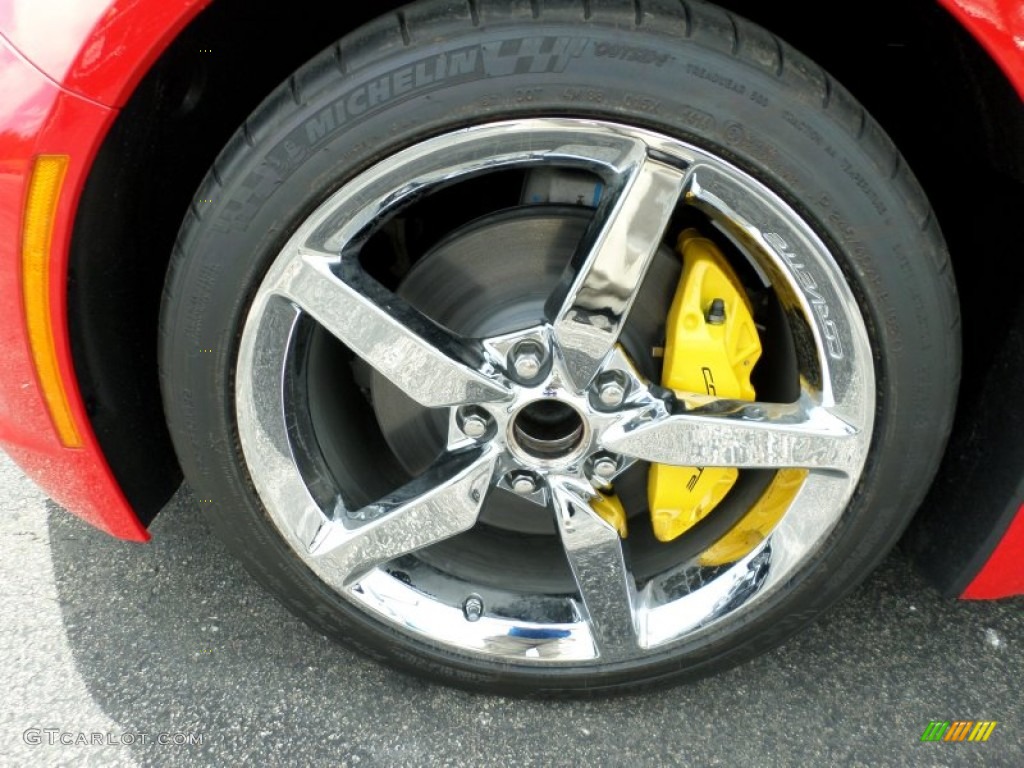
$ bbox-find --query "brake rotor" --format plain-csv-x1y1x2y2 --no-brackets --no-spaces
371,206,680,535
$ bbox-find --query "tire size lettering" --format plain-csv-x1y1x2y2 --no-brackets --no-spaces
561,87,605,104
622,94,660,114
479,87,545,108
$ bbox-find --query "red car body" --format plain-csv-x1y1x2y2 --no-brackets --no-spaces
1,0,1022,596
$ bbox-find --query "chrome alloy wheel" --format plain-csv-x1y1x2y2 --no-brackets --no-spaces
235,119,875,664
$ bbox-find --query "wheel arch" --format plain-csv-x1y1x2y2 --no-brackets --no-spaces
69,0,1024,578
66,0,398,521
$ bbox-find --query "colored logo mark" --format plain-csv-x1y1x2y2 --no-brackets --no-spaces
920,721,997,742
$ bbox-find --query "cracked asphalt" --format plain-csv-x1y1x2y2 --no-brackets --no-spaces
1,449,1022,767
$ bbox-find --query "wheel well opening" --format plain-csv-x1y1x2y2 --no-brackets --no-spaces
68,0,404,522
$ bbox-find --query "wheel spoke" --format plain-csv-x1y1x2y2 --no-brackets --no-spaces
272,246,513,408
602,398,863,473
550,478,639,660
548,155,687,390
309,449,498,587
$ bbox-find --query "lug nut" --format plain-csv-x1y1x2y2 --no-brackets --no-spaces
515,353,542,380
461,415,488,439
463,595,484,622
598,381,626,408
458,408,491,440
511,474,538,495
594,371,630,409
510,341,545,382
592,457,619,481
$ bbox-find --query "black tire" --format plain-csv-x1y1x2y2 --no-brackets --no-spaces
159,0,959,695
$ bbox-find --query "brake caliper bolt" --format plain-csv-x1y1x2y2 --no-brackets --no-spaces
510,340,545,383
707,298,727,326
511,474,538,496
593,457,619,481
463,595,484,622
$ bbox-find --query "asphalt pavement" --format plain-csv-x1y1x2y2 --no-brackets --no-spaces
1,449,1021,767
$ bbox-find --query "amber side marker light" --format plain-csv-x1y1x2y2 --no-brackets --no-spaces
22,154,83,448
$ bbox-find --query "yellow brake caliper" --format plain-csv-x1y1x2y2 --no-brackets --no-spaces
646,229,808,564
648,229,761,543
591,229,807,561
591,491,628,539
698,467,807,566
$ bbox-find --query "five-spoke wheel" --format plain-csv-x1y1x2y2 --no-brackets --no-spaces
161,1,957,693
235,120,873,662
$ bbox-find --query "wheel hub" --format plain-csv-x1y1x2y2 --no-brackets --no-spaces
510,400,586,460
371,209,587,481
371,206,677,535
